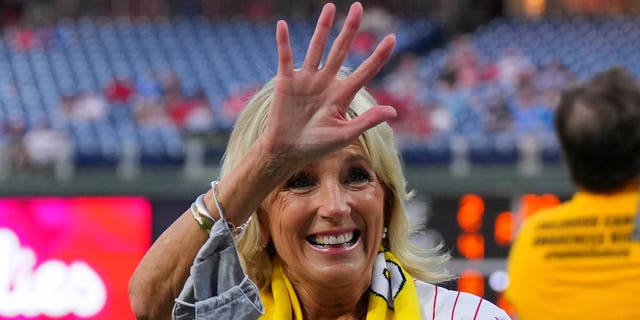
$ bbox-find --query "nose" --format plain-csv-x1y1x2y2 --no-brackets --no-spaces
316,180,351,219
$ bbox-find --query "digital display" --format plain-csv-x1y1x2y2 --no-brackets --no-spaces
422,193,564,314
423,193,563,258
0,197,151,320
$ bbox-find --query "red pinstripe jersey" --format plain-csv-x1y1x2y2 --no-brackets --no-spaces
415,281,511,319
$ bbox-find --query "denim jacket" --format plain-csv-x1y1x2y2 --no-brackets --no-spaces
172,220,264,319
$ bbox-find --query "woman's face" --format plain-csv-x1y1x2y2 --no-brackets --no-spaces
262,142,386,289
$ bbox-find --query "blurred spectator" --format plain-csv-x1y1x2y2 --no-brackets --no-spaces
371,87,414,135
221,85,259,125
105,76,135,104
135,70,164,104
482,88,512,134
351,30,377,62
447,35,482,88
384,54,421,100
55,93,76,121
535,59,575,91
435,77,469,119
346,6,394,63
181,90,215,133
402,106,433,143
497,48,533,90
22,120,69,170
377,53,424,142
7,24,39,51
7,119,29,171
67,91,108,121
168,89,215,132
359,6,394,35
511,87,553,137
133,99,170,128
428,103,454,135
162,70,181,98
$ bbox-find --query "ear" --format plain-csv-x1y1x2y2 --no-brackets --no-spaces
256,206,271,247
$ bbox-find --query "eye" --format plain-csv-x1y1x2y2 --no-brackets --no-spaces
286,171,315,190
345,167,372,185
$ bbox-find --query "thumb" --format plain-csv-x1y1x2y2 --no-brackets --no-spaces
343,105,397,140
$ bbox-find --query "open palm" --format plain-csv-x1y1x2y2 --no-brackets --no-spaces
264,2,397,164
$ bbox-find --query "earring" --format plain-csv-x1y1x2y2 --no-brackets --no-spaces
382,227,388,239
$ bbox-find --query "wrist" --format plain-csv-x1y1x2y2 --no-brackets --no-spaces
255,135,304,180
199,137,302,233
210,180,252,237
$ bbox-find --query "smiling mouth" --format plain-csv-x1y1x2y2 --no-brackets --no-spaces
307,230,361,249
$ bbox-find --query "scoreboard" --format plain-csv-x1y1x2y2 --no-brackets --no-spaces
416,193,566,314
425,193,564,259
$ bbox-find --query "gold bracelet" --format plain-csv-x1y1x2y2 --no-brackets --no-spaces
195,194,215,221
189,202,213,234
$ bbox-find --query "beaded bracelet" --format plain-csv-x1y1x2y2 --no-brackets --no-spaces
210,180,252,237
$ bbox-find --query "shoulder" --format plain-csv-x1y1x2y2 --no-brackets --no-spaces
415,280,511,320
511,198,582,246
512,202,568,241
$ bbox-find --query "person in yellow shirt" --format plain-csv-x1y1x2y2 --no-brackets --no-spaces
505,67,640,319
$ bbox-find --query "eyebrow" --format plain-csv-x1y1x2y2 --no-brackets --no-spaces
293,148,372,174
344,152,372,165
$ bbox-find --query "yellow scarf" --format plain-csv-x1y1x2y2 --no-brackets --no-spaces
259,248,421,319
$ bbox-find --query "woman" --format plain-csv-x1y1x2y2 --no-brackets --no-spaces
129,3,510,319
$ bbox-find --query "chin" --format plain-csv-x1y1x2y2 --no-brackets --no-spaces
311,260,371,287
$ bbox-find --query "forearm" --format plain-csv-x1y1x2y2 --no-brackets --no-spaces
129,210,207,319
204,136,300,228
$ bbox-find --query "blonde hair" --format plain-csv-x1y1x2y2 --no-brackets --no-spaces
219,70,452,288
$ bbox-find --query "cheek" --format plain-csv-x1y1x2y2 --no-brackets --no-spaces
354,186,386,228
365,185,386,215
265,195,308,239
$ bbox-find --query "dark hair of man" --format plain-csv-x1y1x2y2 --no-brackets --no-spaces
554,67,640,192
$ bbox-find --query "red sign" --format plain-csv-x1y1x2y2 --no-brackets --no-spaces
0,197,151,319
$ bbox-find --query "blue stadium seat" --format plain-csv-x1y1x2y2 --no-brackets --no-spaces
3,15,634,167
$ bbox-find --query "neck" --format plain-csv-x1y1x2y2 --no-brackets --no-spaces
578,178,640,194
291,280,369,320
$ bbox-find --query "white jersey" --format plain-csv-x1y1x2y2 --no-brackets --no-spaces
416,281,511,320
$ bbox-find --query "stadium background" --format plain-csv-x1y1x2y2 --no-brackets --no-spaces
0,0,635,318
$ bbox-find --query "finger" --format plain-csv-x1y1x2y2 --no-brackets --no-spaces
342,105,397,141
337,34,396,99
302,3,336,72
276,20,294,77
322,2,363,75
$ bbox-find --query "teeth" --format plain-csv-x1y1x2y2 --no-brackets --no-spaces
312,232,354,245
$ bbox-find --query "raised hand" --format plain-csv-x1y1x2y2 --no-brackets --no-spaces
263,2,397,164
